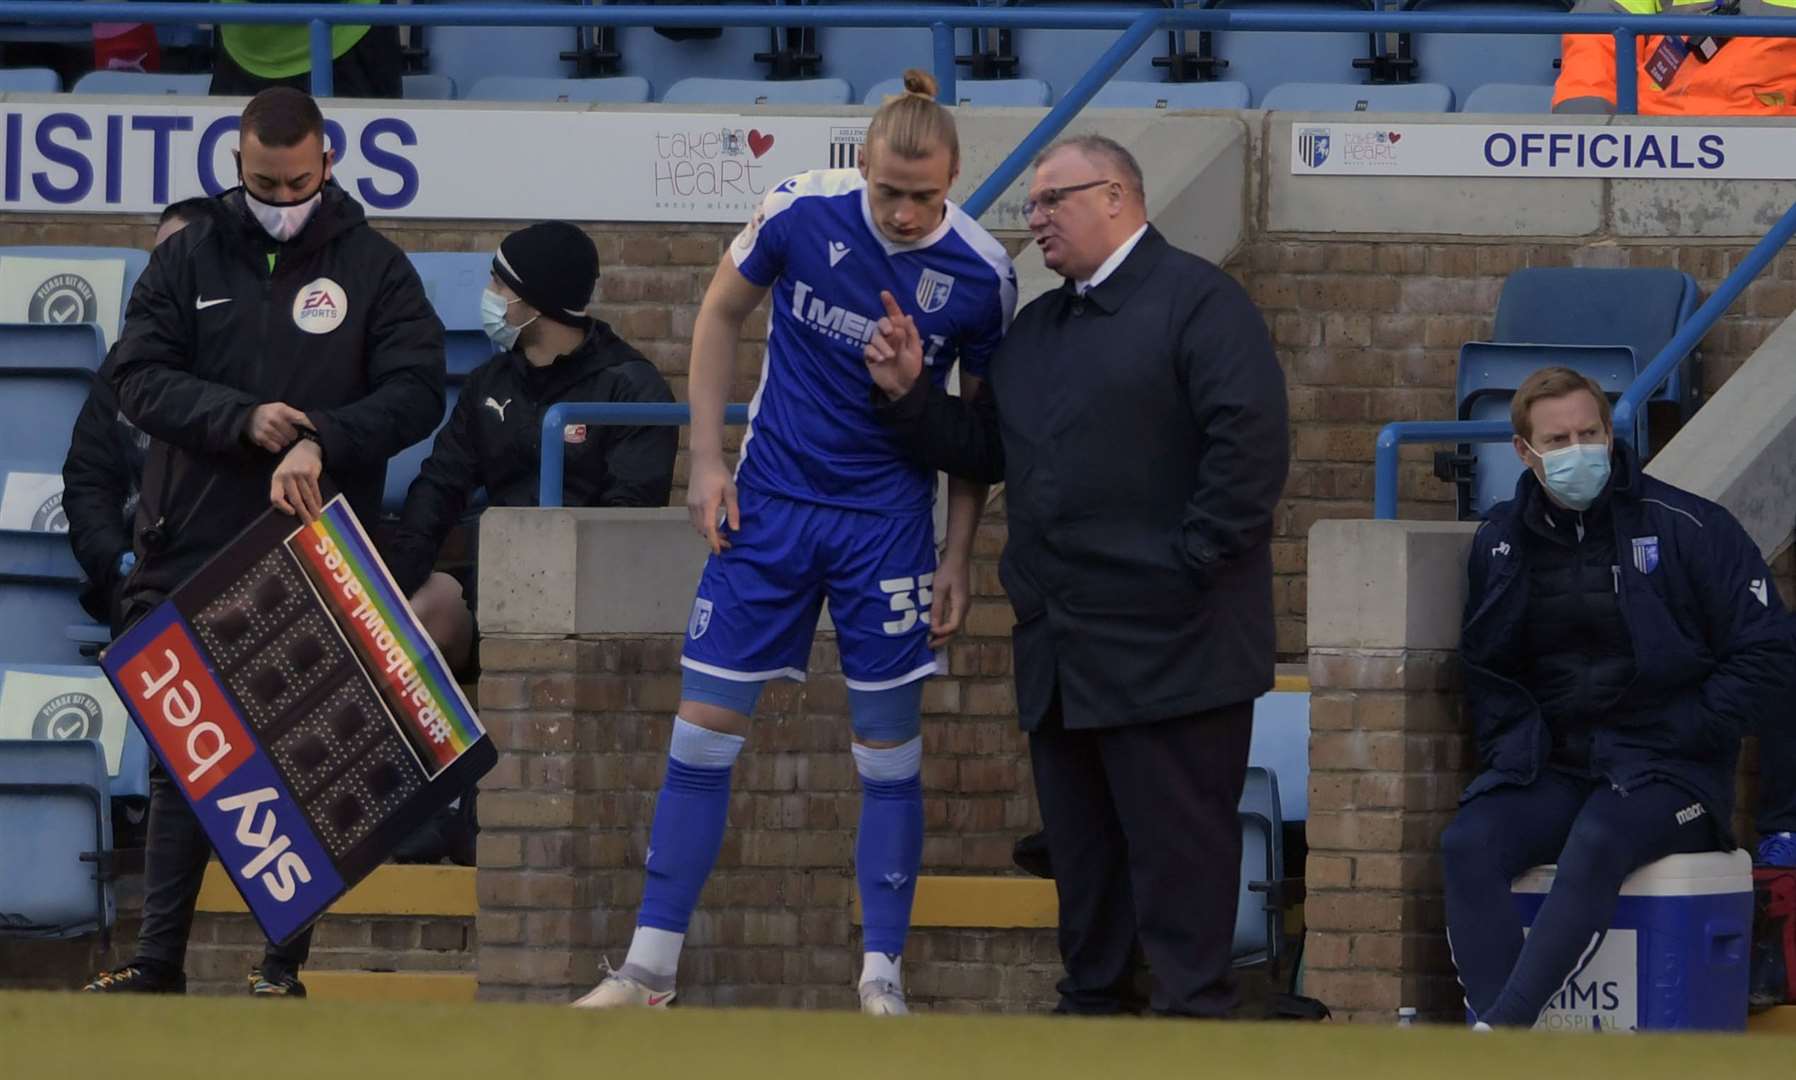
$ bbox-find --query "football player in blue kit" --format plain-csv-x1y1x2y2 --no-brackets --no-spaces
575,69,1016,1015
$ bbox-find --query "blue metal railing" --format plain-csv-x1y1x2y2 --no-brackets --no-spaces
1373,198,1796,521
11,3,1796,510
539,402,748,507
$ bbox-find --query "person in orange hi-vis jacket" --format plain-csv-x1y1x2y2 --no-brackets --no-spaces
1554,0,1796,115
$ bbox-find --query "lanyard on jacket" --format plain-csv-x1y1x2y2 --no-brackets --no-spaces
1646,0,1742,89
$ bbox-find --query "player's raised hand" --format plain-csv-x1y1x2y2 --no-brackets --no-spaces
687,455,740,555
864,290,924,401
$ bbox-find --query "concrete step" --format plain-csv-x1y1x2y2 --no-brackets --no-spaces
303,970,475,1003
197,863,475,917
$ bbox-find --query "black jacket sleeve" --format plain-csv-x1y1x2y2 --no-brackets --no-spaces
387,374,482,598
1172,277,1290,572
305,247,446,472
871,376,1006,485
589,364,678,509
1694,509,1796,744
111,239,263,454
62,360,135,605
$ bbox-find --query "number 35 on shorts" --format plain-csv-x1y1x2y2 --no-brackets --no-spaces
880,573,934,635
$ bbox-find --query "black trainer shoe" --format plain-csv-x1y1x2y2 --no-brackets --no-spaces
247,966,308,998
83,965,186,994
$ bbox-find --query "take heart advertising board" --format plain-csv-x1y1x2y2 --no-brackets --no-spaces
101,494,494,944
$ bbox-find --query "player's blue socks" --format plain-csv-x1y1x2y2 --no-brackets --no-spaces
853,737,924,987
625,718,745,982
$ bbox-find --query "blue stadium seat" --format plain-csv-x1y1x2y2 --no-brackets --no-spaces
1462,81,1555,113
862,76,1051,106
1401,0,1570,112
0,68,59,93
1089,79,1251,109
613,1,789,88
403,73,457,100
465,75,653,103
407,252,500,380
1008,1,1173,100
665,76,853,105
1493,267,1702,418
383,384,463,519
0,369,93,522
0,526,82,581
1260,80,1453,111
0,738,114,942
1454,342,1637,518
0,323,106,374
1249,689,1309,822
71,71,210,95
422,0,584,88
0,580,95,665
810,0,978,102
1234,766,1287,970
0,245,153,341
1200,0,1381,107
0,664,150,804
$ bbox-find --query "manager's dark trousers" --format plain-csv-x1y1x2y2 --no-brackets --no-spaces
1030,695,1254,1018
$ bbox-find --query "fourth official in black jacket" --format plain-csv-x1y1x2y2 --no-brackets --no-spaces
111,180,444,606
867,137,1289,1018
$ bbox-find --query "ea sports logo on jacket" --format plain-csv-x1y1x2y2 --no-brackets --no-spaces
292,277,348,335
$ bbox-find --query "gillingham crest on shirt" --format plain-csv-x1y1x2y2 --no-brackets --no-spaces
916,268,955,314
293,277,347,335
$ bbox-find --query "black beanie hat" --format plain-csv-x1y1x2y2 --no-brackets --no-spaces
492,220,599,327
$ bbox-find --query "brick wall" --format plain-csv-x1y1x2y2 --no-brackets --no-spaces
12,210,1792,659
473,632,1057,1011
0,879,474,995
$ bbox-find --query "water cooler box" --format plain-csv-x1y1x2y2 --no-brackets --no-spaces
1510,849,1752,1032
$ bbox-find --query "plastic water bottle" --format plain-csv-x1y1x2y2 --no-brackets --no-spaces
1397,1006,1418,1028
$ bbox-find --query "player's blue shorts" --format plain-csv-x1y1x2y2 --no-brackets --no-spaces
681,486,938,690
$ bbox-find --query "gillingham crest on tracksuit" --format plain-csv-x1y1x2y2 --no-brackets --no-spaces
682,169,1016,690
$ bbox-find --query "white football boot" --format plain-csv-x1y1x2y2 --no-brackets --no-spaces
859,978,910,1016
573,963,676,1009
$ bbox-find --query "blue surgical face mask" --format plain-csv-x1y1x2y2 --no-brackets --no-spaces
481,288,536,351
1528,440,1611,511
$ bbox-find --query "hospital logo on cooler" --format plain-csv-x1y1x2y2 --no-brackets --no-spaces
292,278,347,335
916,268,955,314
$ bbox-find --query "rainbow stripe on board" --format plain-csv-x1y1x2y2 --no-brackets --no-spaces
289,499,481,772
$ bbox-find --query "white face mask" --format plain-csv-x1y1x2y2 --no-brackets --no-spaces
244,188,321,242
481,288,537,351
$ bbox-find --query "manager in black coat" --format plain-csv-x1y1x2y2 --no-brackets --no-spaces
865,135,1289,1017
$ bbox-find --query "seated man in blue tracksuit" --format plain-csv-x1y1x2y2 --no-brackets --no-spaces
1444,365,1795,1029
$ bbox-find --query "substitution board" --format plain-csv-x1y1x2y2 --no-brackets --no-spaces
101,494,494,944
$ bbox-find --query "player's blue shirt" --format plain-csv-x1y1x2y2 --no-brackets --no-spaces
729,169,1016,515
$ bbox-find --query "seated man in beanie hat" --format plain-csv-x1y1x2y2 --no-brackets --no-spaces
386,220,677,672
